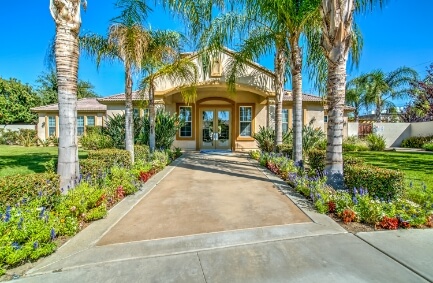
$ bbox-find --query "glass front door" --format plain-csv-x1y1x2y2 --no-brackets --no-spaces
200,108,231,150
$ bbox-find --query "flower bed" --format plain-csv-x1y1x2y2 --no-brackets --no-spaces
0,148,179,276
250,150,433,232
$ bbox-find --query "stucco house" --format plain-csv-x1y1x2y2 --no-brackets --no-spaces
32,49,352,151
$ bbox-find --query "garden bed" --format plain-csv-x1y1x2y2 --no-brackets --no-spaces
250,150,433,234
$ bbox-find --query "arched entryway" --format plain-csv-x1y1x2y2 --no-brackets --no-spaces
196,97,235,151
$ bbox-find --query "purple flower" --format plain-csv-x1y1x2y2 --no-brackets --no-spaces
38,191,42,197
352,195,358,205
5,206,11,222
39,207,46,219
33,241,39,250
17,217,23,229
50,228,56,240
12,242,20,250
353,187,358,195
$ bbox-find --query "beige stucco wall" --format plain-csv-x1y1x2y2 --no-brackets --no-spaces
35,112,104,141
154,51,275,95
304,104,325,130
347,122,359,137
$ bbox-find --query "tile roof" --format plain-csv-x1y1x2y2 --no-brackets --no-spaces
31,98,106,112
97,91,148,102
283,91,323,102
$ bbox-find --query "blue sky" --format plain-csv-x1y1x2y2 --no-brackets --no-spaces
0,1,432,108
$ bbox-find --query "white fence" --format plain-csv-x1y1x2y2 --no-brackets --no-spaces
0,124,36,131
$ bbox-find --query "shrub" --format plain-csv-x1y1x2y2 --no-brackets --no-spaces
307,149,326,175
344,164,404,201
401,135,433,148
0,129,19,145
104,113,143,149
343,136,369,152
80,159,109,179
276,143,292,158
249,150,260,160
87,149,131,168
150,150,170,170
365,133,386,151
253,126,275,153
17,129,38,147
422,141,433,151
80,129,113,150
134,145,150,161
302,118,326,153
105,166,137,196
0,173,60,209
138,109,184,150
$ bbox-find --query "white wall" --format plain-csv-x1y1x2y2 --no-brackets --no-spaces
347,122,358,137
410,121,433,137
372,123,411,147
1,124,36,131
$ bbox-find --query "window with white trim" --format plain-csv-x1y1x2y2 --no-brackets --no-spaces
48,116,56,137
179,106,192,137
87,116,95,127
239,106,252,137
77,116,84,136
282,109,289,134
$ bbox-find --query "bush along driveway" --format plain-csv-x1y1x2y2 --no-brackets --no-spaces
0,145,181,277
250,150,433,232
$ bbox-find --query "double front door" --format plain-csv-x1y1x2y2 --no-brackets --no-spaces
200,108,231,150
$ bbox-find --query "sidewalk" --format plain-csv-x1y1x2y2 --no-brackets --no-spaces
8,152,432,282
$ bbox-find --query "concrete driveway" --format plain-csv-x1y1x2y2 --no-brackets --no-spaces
9,152,430,282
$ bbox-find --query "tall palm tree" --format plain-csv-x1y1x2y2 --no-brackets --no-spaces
194,0,321,164
80,0,150,164
362,67,417,122
139,30,198,152
49,0,86,192
319,0,384,188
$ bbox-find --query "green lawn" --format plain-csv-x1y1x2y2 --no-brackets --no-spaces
345,151,433,189
0,145,88,177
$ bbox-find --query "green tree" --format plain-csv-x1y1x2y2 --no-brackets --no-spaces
346,74,369,122
49,0,86,192
175,0,321,164
362,67,417,122
139,30,198,152
0,78,40,124
36,71,98,105
319,0,384,188
80,0,151,164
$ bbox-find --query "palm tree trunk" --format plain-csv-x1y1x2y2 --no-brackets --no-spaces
325,63,346,187
124,64,135,164
149,82,156,152
274,45,286,149
50,0,81,193
376,98,381,122
290,36,303,164
321,0,354,189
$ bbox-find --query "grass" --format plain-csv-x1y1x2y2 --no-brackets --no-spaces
0,145,88,177
345,151,433,189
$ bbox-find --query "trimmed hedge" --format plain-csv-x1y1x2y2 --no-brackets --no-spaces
344,164,404,201
307,149,326,174
0,173,60,208
401,135,433,148
87,149,131,168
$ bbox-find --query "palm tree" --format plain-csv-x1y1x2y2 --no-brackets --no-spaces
346,74,369,122
362,67,417,122
194,0,321,164
139,30,198,152
49,0,86,192
319,0,384,188
80,0,150,163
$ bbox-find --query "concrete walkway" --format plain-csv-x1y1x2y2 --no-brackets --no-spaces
9,152,432,282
